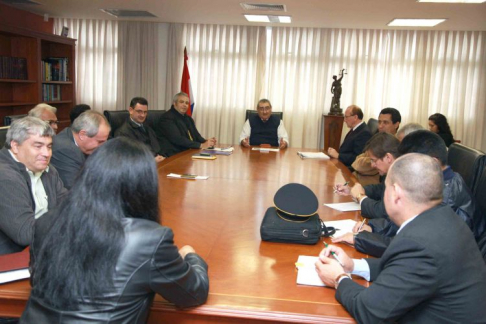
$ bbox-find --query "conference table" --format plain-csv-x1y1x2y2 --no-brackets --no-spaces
0,146,369,323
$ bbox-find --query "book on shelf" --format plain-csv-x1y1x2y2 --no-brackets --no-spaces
42,57,69,82
42,84,62,101
297,152,330,160
0,56,28,80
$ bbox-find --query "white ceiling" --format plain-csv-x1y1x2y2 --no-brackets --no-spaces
6,0,486,31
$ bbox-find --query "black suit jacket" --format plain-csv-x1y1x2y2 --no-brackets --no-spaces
155,107,206,157
115,118,162,157
338,122,372,167
337,205,486,323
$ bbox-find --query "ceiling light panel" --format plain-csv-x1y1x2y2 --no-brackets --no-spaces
388,19,446,27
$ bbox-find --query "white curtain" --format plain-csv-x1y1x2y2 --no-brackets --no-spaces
54,19,118,112
166,24,267,144
265,28,486,150
116,21,161,111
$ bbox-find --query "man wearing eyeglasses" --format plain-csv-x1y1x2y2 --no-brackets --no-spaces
327,105,371,167
239,99,289,149
28,103,59,133
115,97,165,163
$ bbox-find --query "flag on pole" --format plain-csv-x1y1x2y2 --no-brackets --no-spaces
181,47,195,116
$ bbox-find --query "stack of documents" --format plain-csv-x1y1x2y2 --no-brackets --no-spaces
297,152,330,159
251,147,280,152
201,147,233,155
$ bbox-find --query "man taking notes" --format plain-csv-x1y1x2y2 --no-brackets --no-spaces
239,99,288,149
316,153,486,323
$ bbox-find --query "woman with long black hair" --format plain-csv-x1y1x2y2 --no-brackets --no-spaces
428,113,455,147
21,137,209,323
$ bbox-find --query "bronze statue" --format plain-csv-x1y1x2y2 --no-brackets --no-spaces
329,69,346,115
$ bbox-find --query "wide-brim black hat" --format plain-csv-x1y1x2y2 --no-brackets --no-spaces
273,183,319,222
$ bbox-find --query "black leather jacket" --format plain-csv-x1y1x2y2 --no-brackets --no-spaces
355,167,484,257
20,215,209,323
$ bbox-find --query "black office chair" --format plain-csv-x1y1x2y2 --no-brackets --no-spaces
473,168,486,262
103,110,129,138
0,126,9,148
245,110,283,121
146,110,166,130
447,143,486,193
4,114,27,126
368,118,378,135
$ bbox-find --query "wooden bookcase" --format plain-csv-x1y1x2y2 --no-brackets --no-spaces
0,23,76,130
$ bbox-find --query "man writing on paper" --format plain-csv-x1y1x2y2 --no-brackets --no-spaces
315,153,486,323
327,105,371,167
0,117,67,255
156,92,216,157
239,99,289,149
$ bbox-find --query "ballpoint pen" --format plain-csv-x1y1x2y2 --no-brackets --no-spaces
356,218,367,232
323,242,345,267
333,181,349,193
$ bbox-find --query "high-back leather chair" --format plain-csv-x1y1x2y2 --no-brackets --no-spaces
448,143,486,193
4,114,27,126
0,126,9,148
145,110,166,130
245,110,283,121
473,168,486,262
103,110,129,138
368,118,378,135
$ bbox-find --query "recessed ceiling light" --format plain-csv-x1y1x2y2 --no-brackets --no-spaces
388,19,446,27
417,0,485,3
244,14,291,23
244,15,270,22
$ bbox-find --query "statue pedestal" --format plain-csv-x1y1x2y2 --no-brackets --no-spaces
323,114,344,152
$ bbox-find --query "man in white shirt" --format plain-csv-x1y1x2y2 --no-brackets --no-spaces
239,99,288,149
0,117,67,255
315,153,486,323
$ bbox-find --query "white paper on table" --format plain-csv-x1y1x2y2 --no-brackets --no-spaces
205,147,234,152
324,219,358,238
251,147,280,152
167,173,209,180
323,202,361,211
295,256,326,287
0,268,30,284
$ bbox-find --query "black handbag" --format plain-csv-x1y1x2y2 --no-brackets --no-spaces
260,183,335,245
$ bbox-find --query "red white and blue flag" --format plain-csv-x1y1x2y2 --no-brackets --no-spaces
181,47,195,116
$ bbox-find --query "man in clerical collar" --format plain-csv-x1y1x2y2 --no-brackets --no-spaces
156,92,217,157
0,117,67,255
115,97,165,163
239,99,289,149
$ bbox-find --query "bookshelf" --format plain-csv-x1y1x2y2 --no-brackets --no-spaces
0,23,76,130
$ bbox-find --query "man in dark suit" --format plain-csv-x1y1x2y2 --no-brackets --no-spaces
316,153,486,323
115,97,165,163
51,111,110,189
156,92,216,157
327,105,371,167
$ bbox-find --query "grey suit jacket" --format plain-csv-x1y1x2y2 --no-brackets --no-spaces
336,205,486,323
51,127,86,189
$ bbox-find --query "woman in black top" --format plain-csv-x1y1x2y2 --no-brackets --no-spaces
428,113,455,147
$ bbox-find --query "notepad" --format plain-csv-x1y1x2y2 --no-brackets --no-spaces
192,154,217,160
295,255,326,287
297,152,330,160
324,219,357,237
251,147,279,152
167,173,209,180
324,202,361,211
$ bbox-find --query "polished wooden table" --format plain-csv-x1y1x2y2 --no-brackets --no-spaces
0,146,368,323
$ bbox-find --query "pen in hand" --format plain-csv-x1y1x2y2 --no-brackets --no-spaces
356,218,367,233
323,242,345,268
333,181,349,194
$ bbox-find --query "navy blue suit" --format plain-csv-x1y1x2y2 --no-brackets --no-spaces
338,122,372,167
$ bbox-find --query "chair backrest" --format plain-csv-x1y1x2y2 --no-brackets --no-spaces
368,118,378,135
103,110,129,138
448,143,486,192
4,114,27,126
0,126,9,148
245,110,283,121
473,168,486,262
145,110,166,130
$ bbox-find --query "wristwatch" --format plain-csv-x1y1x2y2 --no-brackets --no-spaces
334,273,352,289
